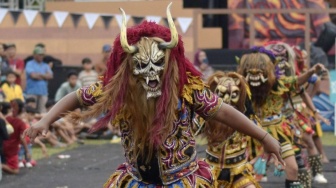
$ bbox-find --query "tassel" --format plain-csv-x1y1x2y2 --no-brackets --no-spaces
253,155,267,175
298,120,314,134
274,164,285,177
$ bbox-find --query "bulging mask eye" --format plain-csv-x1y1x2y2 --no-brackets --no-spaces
135,61,148,69
155,58,164,66
215,89,221,95
232,91,239,98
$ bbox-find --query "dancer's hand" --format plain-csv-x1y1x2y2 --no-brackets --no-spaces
261,133,286,168
316,113,331,126
23,120,49,143
311,63,325,74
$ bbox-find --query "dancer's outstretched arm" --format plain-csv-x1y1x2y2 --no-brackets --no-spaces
301,91,330,125
297,63,325,86
23,92,80,140
214,103,285,166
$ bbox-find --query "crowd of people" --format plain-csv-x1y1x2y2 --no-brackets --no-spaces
0,42,121,181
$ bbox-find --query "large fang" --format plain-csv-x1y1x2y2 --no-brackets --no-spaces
245,73,250,82
146,77,149,85
261,75,268,83
156,75,160,83
285,62,290,68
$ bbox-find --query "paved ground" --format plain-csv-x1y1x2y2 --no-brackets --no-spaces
1,143,335,188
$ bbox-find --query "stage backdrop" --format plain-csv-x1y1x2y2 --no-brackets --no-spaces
228,0,331,50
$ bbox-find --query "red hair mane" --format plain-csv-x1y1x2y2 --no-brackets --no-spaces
92,21,201,137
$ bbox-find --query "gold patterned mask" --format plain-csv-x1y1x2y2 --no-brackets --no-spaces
133,38,165,99
214,76,241,104
118,2,178,99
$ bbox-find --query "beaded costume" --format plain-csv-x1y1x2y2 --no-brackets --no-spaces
76,79,222,187
194,72,261,188
266,42,327,187
237,46,305,188
75,3,225,188
292,46,328,185
246,74,297,159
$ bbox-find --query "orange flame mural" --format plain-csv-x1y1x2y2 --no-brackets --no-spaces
229,0,330,48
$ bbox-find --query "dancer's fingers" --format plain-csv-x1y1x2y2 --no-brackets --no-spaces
42,129,48,136
271,153,285,168
270,153,279,167
249,157,258,165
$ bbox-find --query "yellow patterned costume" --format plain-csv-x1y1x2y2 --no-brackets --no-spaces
256,76,298,159
194,71,261,188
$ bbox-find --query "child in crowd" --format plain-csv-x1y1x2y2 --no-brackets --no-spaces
18,106,48,168
78,58,98,87
1,71,24,102
25,97,37,109
55,71,81,102
1,100,29,174
25,97,44,120
26,97,37,109
24,106,47,159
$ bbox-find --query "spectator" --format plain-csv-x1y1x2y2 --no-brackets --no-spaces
18,106,46,168
25,47,53,113
24,43,62,69
78,58,98,87
1,100,29,175
55,71,81,102
193,50,214,81
45,100,83,145
1,71,24,102
0,110,9,181
25,97,37,109
0,43,9,82
24,106,48,157
95,44,111,75
4,44,24,87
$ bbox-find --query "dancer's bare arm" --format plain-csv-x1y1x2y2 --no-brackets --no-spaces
214,103,285,166
300,90,316,112
23,92,80,140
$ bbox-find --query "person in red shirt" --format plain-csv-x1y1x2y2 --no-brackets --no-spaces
1,99,29,174
5,44,25,88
